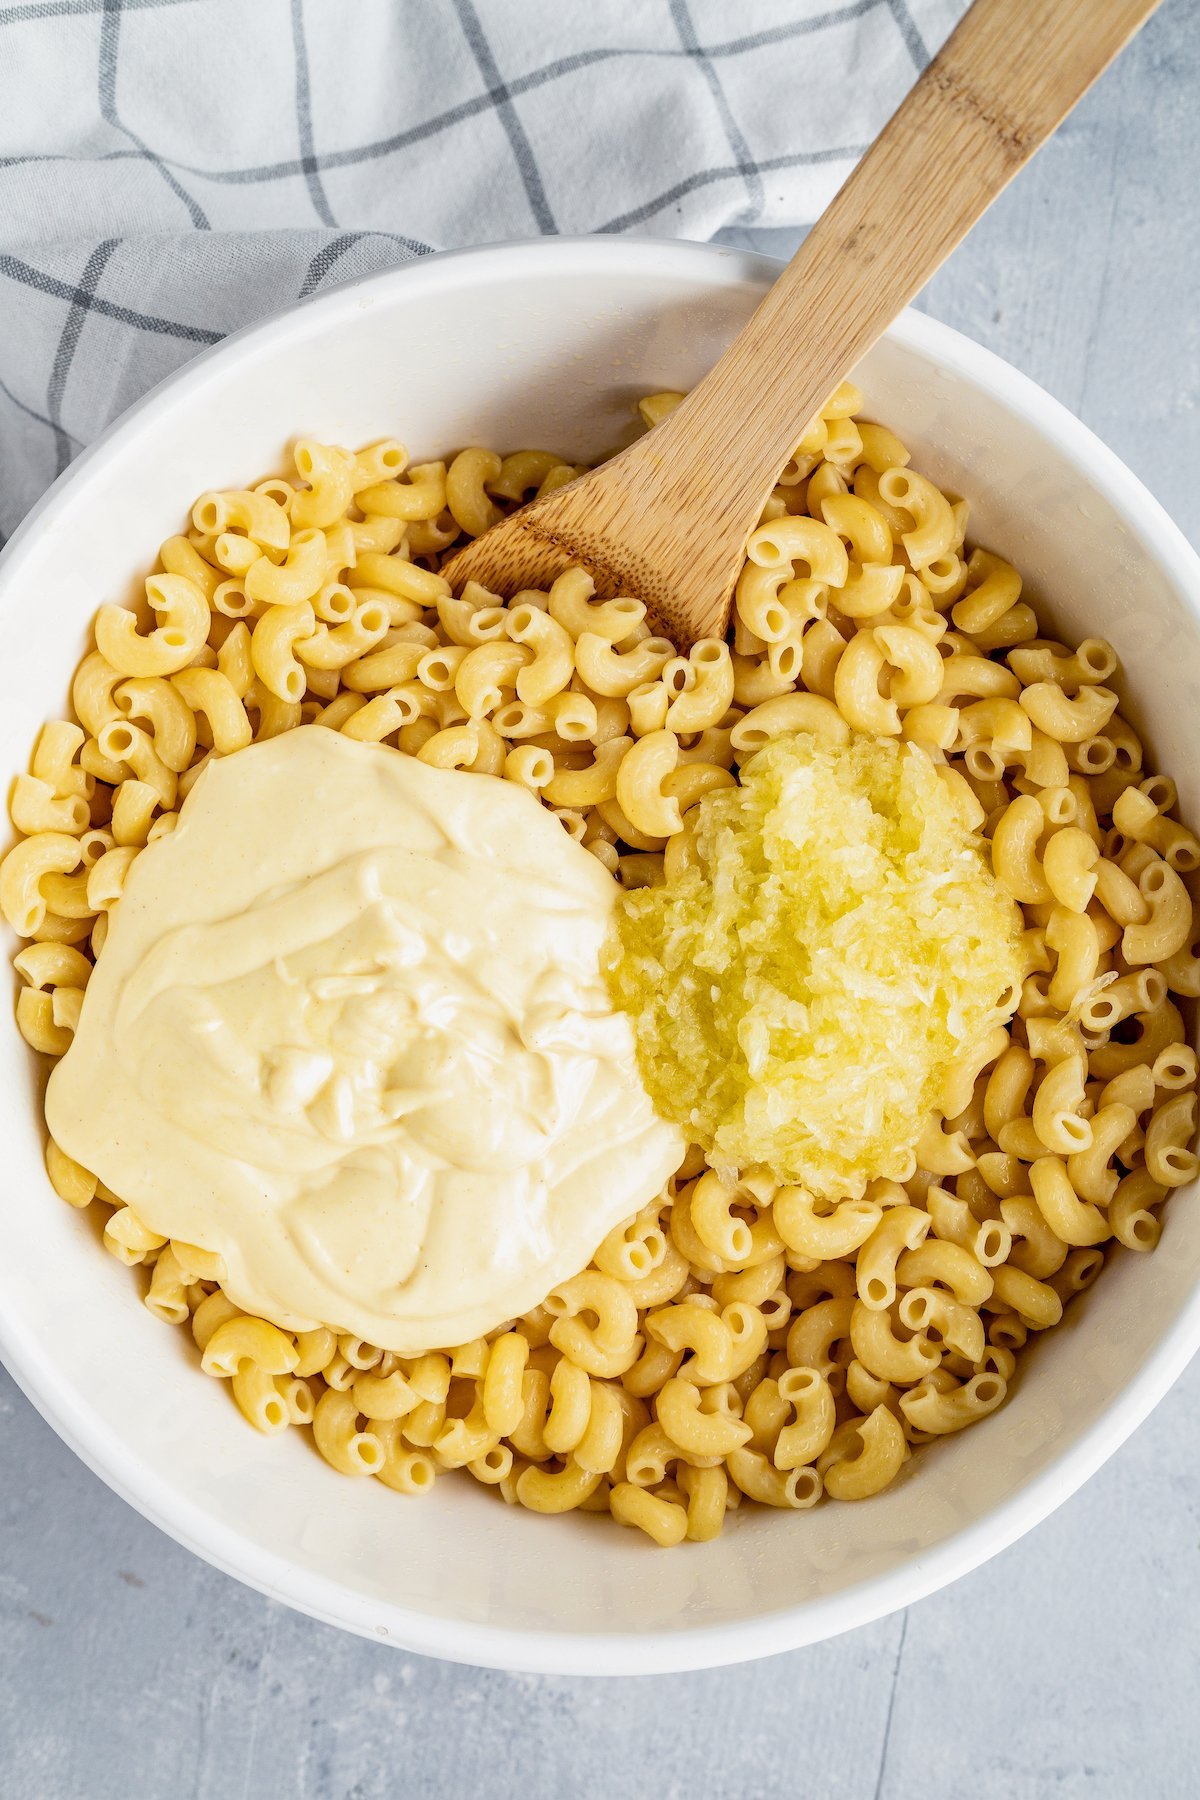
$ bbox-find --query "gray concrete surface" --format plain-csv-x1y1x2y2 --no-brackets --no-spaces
2,5,1199,1796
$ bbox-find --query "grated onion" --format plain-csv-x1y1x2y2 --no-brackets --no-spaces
605,731,1023,1198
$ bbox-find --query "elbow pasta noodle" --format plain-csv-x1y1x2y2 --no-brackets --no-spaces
5,398,1196,1544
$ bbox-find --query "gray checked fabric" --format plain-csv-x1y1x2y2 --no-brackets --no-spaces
0,0,967,538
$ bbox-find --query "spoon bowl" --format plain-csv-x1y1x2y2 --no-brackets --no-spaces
445,0,1159,645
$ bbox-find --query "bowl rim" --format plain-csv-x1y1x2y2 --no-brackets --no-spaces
2,234,1199,1676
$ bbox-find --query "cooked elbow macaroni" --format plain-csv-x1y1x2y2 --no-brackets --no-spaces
4,392,1196,1544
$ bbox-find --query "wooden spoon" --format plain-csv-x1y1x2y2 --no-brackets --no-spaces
444,0,1159,646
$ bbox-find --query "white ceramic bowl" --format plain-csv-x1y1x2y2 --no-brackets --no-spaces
2,239,1199,1676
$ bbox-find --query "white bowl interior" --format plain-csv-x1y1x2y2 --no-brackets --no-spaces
1,240,1198,1673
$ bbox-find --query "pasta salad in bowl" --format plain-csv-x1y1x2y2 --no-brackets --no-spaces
1,239,1198,1672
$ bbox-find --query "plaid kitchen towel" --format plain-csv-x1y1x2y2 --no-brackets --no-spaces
0,0,966,536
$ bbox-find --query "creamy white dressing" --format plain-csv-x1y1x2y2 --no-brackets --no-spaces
47,728,683,1351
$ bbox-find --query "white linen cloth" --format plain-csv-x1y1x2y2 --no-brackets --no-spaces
0,0,965,536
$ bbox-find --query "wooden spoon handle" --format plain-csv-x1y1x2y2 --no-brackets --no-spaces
653,0,1160,517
